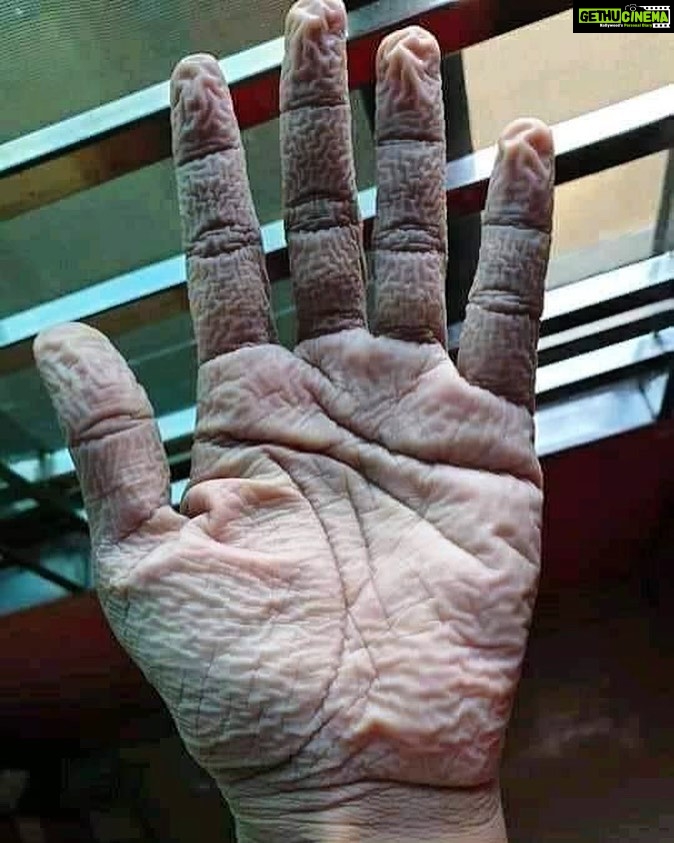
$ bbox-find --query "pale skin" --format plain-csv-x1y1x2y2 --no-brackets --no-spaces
34,0,555,840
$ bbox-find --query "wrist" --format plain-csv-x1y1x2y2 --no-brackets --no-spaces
230,780,507,843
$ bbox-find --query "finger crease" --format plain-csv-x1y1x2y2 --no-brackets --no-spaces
376,137,444,149
468,294,539,318
175,143,241,170
69,413,155,448
284,190,357,212
373,242,446,256
186,225,262,259
286,218,360,236
280,96,347,115
482,219,552,236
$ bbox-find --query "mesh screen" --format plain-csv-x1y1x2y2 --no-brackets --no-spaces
1,0,292,141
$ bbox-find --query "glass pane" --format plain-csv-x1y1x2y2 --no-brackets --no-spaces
547,152,668,288
0,275,294,461
0,90,376,317
553,155,665,257
464,11,671,286
1,0,290,141
464,10,673,148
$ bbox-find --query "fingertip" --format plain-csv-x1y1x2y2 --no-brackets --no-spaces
374,26,444,145
377,26,441,78
485,117,555,234
170,52,238,166
171,53,221,78
285,0,347,39
34,322,103,367
498,118,554,162
33,324,63,364
170,53,223,108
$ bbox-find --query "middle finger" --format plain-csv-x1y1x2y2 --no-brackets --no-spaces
281,0,367,343
372,28,448,347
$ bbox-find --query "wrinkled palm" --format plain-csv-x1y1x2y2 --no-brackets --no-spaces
83,331,541,800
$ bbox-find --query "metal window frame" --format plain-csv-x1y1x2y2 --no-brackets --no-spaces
0,544,85,595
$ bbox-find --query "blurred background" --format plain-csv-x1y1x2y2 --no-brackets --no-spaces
0,0,672,840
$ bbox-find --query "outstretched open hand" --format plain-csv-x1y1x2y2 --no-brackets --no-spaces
35,0,554,836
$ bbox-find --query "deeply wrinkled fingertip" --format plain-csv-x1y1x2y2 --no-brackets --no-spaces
170,53,223,107
486,117,555,233
498,118,555,167
285,0,347,40
377,26,441,78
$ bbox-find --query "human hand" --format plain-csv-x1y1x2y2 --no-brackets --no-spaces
34,0,554,840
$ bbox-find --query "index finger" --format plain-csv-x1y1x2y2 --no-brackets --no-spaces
171,55,277,363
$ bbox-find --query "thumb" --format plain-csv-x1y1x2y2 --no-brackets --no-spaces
34,323,172,559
